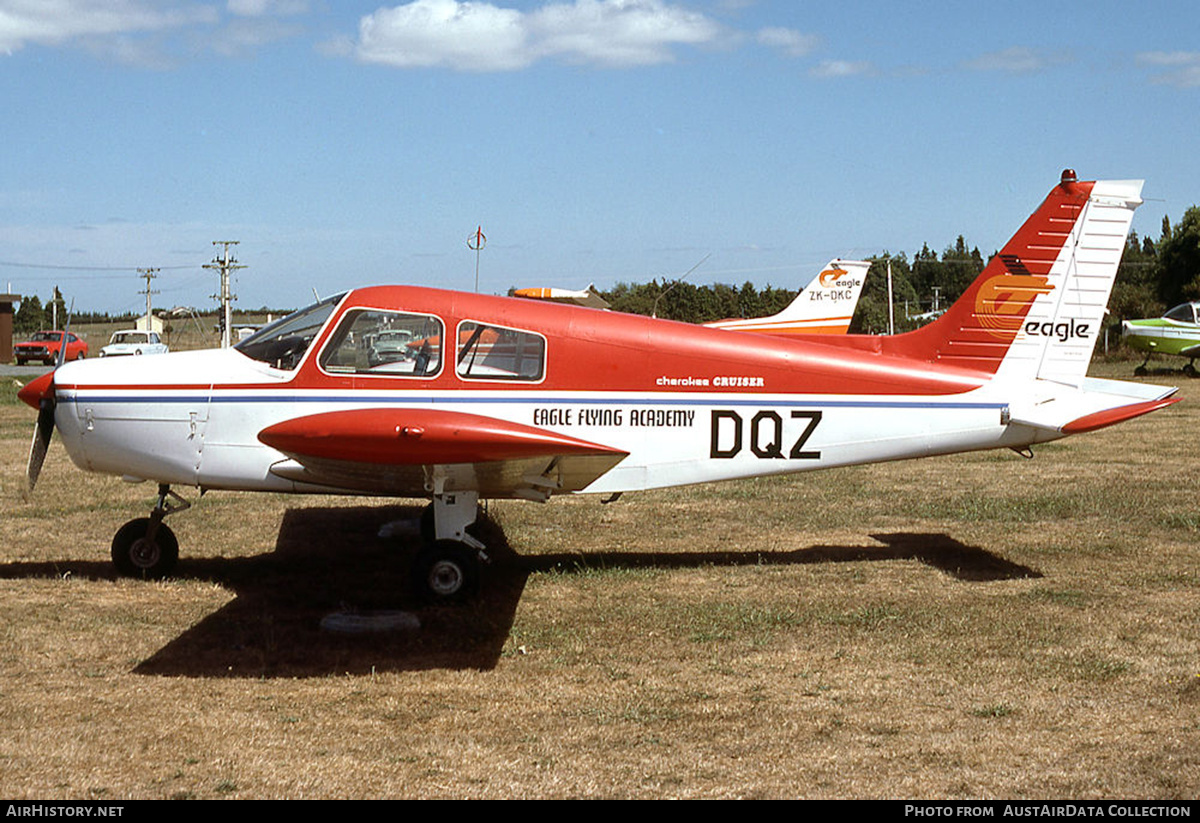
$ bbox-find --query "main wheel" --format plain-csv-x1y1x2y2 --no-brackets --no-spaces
412,541,479,603
1184,363,1197,378
111,518,179,579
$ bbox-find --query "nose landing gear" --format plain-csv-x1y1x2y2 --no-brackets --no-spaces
111,484,189,579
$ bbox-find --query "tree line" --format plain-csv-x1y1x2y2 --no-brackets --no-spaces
595,205,1200,335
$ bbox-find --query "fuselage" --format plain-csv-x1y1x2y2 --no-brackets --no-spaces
46,286,1053,499
1122,304,1200,358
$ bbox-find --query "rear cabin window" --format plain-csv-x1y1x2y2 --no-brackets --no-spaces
319,309,443,377
455,321,545,381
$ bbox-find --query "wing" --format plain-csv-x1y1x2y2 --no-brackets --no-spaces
258,408,628,500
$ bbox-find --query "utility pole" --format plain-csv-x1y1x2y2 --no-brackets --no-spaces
204,241,245,348
137,267,160,329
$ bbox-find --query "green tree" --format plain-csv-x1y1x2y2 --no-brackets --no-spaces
1108,230,1162,322
851,253,919,334
1156,206,1200,307
13,295,45,334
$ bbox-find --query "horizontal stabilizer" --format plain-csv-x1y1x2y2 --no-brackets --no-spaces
1007,377,1178,434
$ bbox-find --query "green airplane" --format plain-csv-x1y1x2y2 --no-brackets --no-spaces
1122,302,1200,376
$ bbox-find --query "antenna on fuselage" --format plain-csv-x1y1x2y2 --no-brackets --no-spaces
651,253,710,319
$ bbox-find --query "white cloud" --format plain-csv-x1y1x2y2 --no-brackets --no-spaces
963,46,1067,74
354,0,722,71
756,26,817,58
1137,51,1200,87
1137,50,1199,67
357,0,529,70
227,0,308,16
809,59,871,79
0,0,215,54
529,0,719,67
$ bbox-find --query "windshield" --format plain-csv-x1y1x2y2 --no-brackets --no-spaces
235,292,345,370
112,333,145,344
31,332,60,342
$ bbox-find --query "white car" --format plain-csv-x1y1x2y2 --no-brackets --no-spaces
99,330,169,358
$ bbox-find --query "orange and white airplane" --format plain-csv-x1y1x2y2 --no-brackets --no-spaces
513,258,870,336
705,259,870,336
20,170,1176,601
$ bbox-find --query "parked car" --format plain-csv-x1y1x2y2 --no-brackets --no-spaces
99,330,169,358
14,330,88,366
367,329,415,367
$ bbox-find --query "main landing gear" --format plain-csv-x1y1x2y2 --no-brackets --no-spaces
1134,356,1198,377
107,484,488,600
111,484,189,579
410,491,487,604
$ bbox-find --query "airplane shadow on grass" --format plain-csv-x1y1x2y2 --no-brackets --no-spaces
0,504,1039,678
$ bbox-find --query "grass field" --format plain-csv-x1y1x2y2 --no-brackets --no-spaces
0,360,1197,799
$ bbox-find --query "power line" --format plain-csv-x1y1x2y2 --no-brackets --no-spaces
0,259,198,272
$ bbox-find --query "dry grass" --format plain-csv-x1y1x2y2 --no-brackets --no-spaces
0,361,1197,799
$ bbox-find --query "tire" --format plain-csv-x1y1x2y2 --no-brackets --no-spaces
111,518,179,579
412,541,479,603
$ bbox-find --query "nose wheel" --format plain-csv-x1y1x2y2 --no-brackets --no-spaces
111,484,189,579
112,518,179,579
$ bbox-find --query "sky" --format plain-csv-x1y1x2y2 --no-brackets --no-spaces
1,0,1198,316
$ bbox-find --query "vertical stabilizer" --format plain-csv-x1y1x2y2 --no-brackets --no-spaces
706,259,870,336
999,178,1143,386
892,171,1142,386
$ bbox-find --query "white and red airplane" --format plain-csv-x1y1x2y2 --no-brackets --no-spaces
19,170,1176,601
513,257,871,335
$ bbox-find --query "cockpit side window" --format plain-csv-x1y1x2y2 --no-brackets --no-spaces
236,293,345,370
456,321,546,381
318,309,443,377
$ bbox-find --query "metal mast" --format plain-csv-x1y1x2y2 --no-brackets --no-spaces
468,226,486,293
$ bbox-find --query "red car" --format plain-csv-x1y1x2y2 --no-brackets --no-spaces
14,330,88,366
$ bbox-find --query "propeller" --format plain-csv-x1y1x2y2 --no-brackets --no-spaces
19,371,56,491
20,303,74,492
